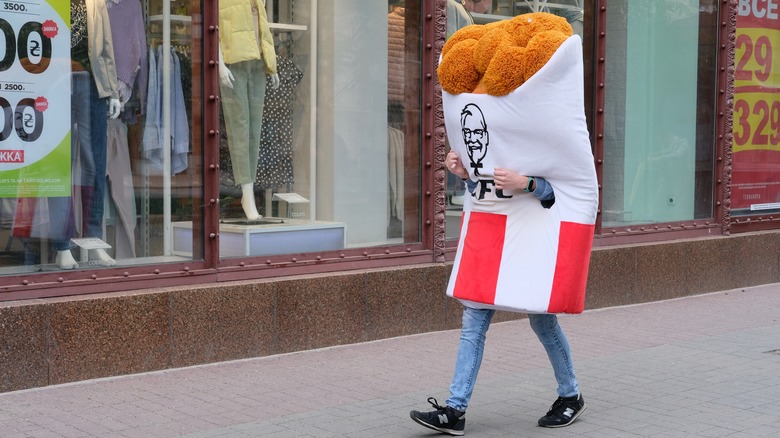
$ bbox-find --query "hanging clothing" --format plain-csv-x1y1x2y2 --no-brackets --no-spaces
257,55,303,189
141,46,160,159
387,126,404,220
169,49,190,174
141,47,190,175
106,118,137,258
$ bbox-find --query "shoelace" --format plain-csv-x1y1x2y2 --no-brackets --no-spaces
427,397,464,418
427,397,446,411
546,396,566,414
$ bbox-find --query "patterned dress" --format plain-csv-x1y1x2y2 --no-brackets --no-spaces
256,56,304,189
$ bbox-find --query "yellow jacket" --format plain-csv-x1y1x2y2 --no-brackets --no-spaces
219,0,277,74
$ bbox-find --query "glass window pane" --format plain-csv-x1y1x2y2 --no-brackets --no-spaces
0,0,202,273
143,0,203,262
601,0,717,227
217,1,423,258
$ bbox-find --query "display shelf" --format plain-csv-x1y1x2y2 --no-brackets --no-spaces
171,219,346,257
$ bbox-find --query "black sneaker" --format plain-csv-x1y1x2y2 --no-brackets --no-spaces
410,397,465,436
538,393,586,427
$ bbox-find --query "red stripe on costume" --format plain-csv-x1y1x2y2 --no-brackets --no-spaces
452,212,506,305
547,222,595,314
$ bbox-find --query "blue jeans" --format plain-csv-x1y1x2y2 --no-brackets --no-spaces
49,72,107,251
446,307,579,411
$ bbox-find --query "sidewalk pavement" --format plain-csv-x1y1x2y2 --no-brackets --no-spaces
2,283,780,438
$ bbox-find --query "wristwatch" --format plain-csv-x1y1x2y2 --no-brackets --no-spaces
524,176,535,193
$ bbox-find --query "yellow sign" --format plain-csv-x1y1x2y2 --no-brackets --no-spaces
733,27,780,153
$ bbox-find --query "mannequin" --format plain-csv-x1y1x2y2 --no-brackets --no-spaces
218,0,280,220
105,0,147,259
54,0,121,269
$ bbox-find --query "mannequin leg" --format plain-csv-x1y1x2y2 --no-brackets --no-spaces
220,60,267,221
56,250,79,269
241,183,261,220
220,65,248,219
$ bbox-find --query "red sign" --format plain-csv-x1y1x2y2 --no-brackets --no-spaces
732,3,780,211
34,96,48,112
0,151,25,163
41,19,58,38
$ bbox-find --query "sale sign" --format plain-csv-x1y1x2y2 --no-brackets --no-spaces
732,1,780,211
0,0,71,198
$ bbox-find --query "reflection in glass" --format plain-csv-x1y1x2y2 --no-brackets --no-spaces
601,0,717,227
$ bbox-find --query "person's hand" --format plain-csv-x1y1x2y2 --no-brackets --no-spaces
446,150,468,179
219,62,235,89
269,73,280,90
107,98,121,119
494,167,530,191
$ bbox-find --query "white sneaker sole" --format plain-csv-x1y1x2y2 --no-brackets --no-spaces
410,412,465,436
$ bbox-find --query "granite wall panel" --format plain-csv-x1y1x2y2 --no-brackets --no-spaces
46,293,169,385
685,237,740,293
275,274,367,353
729,232,780,286
170,282,276,368
0,302,47,392
364,264,452,340
634,242,691,302
586,246,638,309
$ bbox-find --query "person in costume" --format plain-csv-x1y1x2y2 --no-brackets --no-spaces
410,12,597,435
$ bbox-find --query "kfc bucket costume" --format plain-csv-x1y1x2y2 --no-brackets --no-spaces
441,13,599,314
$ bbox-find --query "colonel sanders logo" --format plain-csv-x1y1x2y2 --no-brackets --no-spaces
461,103,488,176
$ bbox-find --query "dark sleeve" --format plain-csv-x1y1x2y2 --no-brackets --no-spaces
465,178,477,194
532,177,556,209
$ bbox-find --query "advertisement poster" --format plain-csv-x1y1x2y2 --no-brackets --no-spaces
0,0,71,198
732,3,780,212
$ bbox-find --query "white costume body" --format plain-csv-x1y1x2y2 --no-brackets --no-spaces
443,35,599,314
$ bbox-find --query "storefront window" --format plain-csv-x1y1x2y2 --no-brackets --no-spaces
0,0,425,275
601,0,718,227
0,0,202,273
210,0,424,258
731,2,780,217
